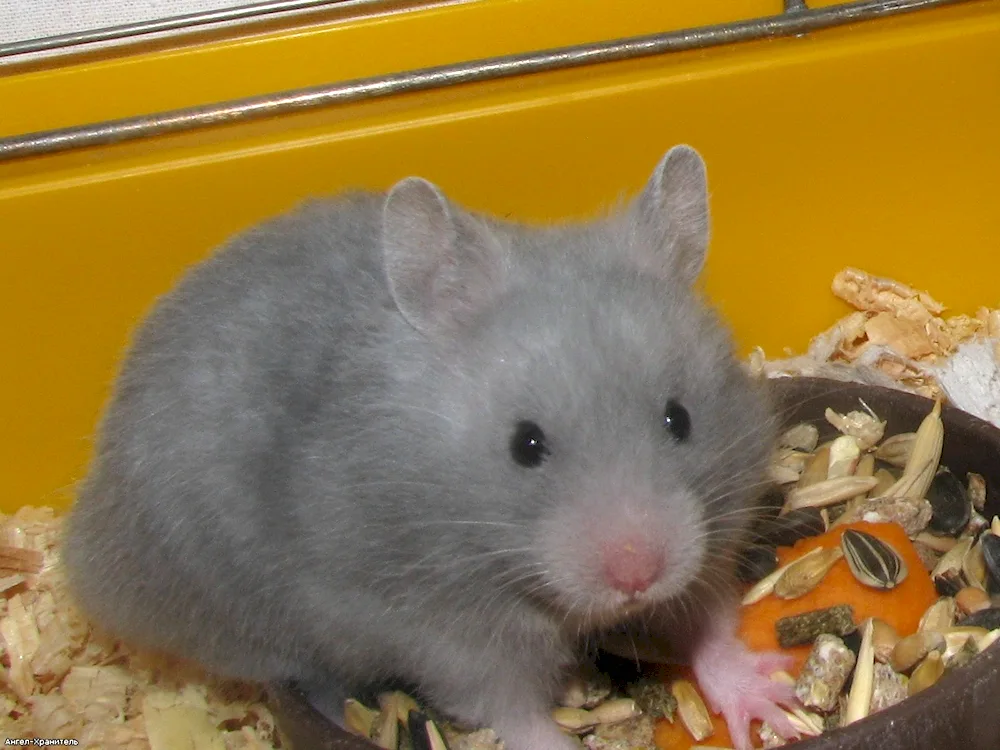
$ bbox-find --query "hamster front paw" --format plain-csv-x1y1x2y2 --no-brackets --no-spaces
691,636,800,750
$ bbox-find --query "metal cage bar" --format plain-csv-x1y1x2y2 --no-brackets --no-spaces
0,0,970,163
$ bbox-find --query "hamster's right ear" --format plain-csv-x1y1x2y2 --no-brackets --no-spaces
382,177,506,338
630,144,710,287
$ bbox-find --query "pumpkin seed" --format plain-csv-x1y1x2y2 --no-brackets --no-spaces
840,529,908,590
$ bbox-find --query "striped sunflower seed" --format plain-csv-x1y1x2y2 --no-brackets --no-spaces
840,529,908,590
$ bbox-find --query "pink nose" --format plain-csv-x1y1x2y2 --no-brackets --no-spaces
601,538,665,595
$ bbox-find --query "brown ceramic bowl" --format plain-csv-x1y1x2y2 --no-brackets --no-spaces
266,376,1000,750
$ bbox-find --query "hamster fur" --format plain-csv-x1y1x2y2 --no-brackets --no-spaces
63,146,784,750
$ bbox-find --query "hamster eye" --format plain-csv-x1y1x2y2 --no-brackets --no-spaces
510,421,549,468
663,399,691,442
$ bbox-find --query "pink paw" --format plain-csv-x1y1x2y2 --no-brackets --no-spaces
692,641,801,750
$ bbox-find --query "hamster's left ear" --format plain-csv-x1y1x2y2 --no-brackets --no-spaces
629,144,710,287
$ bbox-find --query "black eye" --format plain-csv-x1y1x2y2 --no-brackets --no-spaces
663,399,691,441
510,420,549,468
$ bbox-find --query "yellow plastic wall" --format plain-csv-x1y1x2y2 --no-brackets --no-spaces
2,0,999,511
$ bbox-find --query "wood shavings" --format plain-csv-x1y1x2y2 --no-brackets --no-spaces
0,508,282,750
756,268,1000,427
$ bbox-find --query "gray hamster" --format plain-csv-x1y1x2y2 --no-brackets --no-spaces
63,145,798,750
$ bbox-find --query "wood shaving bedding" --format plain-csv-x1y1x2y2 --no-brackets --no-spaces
0,507,281,748
750,268,1000,428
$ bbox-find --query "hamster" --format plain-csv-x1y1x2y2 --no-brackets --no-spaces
63,145,798,750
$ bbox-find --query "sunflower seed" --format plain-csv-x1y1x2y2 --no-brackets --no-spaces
840,529,908,590
926,467,972,537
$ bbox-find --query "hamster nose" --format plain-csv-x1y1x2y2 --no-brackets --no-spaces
600,538,665,595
